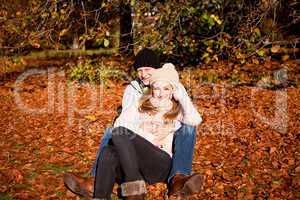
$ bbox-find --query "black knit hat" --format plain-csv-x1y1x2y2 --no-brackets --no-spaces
133,48,160,70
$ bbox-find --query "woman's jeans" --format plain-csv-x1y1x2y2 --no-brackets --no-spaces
92,123,196,183
93,127,172,198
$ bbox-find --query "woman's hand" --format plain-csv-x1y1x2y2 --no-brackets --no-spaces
172,85,184,102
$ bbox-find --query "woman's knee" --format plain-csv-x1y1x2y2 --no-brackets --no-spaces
98,146,118,165
111,127,134,143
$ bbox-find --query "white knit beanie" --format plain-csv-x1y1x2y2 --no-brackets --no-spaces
149,63,179,87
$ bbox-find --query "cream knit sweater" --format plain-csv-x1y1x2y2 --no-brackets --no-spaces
114,88,202,156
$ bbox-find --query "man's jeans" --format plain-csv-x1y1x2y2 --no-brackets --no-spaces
91,124,196,183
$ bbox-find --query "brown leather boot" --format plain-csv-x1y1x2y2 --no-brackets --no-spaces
63,172,94,199
168,173,205,198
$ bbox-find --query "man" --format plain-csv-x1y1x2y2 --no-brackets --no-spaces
64,48,204,199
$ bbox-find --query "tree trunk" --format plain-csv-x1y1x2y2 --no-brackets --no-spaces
119,1,134,56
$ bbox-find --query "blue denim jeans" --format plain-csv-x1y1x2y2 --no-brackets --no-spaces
91,124,196,183
91,127,113,176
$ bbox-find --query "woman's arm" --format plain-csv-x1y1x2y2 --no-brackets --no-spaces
174,83,202,126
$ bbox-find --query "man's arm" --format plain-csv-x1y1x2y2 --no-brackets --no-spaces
121,82,141,110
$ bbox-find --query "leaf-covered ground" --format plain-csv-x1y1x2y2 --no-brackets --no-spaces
0,61,299,200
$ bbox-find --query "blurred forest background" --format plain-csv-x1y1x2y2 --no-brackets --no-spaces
0,0,299,200
1,0,300,63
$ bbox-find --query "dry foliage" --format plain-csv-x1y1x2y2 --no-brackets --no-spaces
0,60,299,199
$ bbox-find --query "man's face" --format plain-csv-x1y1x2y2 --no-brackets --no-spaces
152,81,173,101
137,67,155,85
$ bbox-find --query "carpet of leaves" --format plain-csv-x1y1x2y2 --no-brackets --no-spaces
0,63,299,200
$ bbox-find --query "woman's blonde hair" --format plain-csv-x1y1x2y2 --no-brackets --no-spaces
139,85,182,123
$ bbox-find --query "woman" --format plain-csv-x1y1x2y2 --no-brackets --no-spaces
93,63,202,200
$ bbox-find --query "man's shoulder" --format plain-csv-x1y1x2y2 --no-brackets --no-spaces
125,80,139,89
127,80,139,88
124,80,141,93
122,80,141,109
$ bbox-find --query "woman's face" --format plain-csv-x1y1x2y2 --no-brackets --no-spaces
151,81,173,101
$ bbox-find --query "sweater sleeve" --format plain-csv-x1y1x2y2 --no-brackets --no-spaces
122,82,140,110
177,83,202,126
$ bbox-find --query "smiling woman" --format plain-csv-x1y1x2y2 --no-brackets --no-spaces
139,81,181,122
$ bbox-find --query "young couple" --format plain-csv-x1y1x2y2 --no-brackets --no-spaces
64,48,205,199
